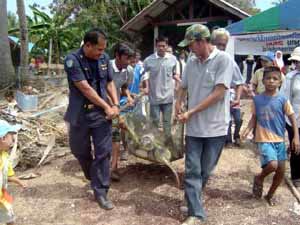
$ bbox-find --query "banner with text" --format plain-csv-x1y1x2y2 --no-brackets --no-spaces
233,31,300,55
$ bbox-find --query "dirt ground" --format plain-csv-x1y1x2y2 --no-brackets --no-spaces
8,100,300,225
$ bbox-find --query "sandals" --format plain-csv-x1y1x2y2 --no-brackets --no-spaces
264,195,278,206
252,176,263,198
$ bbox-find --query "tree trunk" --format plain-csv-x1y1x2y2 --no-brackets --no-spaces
17,0,29,80
56,39,60,65
47,38,53,76
0,0,16,88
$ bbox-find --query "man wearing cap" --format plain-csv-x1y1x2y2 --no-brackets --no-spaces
64,28,119,210
250,51,281,95
176,24,234,224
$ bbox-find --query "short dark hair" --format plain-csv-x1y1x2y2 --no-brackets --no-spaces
113,43,134,57
155,35,168,44
263,66,281,79
83,28,107,45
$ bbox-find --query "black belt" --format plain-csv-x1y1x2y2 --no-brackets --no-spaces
84,104,95,110
83,104,105,115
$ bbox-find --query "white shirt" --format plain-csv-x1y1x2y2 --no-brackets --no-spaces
182,47,234,137
143,52,177,105
280,70,300,127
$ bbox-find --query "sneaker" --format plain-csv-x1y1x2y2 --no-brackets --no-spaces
180,205,188,214
120,150,128,161
181,216,202,225
111,170,121,182
95,195,114,210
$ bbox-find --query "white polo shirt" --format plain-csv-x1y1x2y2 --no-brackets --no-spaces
143,52,177,105
182,47,234,137
110,59,133,98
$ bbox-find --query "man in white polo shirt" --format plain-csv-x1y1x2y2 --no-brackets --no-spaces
110,43,134,181
176,24,234,225
143,36,180,143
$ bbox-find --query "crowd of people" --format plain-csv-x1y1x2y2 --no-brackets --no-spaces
2,24,300,225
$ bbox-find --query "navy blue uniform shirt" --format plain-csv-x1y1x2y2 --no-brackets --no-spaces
64,48,113,126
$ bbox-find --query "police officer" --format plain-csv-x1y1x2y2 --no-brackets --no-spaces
64,28,119,210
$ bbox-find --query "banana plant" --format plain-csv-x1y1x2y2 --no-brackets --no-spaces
9,5,81,64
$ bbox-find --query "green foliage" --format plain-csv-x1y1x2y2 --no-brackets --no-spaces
9,5,82,63
7,11,19,30
52,0,154,49
7,0,262,62
226,0,261,15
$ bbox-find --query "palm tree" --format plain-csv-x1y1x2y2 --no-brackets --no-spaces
10,5,81,64
17,0,29,79
0,0,16,88
8,11,19,30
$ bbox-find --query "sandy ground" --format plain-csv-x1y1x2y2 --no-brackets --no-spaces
8,100,300,225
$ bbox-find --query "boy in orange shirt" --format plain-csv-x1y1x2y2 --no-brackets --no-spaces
242,66,300,206
0,120,26,225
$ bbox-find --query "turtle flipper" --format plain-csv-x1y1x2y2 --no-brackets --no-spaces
161,158,180,188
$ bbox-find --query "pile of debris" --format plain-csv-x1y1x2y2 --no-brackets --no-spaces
0,86,69,170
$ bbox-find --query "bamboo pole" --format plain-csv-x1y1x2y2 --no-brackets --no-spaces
285,176,300,203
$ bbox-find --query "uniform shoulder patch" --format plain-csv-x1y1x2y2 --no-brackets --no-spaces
66,59,74,68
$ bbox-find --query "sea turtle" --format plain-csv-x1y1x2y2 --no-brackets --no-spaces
119,96,184,187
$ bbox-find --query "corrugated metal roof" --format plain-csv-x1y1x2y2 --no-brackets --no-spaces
210,0,250,18
8,36,35,52
121,0,250,34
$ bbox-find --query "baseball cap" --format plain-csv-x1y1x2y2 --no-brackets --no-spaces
178,24,211,47
260,51,275,62
0,120,21,138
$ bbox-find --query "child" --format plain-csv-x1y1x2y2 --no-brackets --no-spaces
242,66,300,206
250,51,275,95
4,91,18,116
0,120,26,225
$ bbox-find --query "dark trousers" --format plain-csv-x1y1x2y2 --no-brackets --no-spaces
69,114,112,198
246,63,254,84
150,103,173,139
286,123,300,181
226,108,242,143
185,135,226,219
